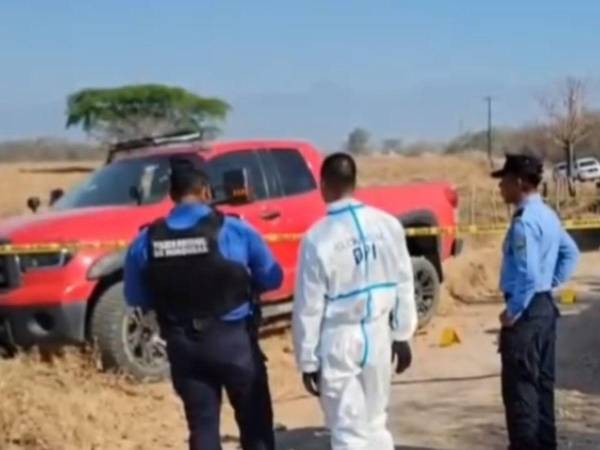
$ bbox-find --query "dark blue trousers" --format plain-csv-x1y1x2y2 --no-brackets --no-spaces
500,293,558,450
165,319,275,450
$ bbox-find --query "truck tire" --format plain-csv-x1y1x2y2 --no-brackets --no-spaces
411,256,441,328
91,282,169,382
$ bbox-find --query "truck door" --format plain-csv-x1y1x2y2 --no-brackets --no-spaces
205,149,293,300
257,147,325,299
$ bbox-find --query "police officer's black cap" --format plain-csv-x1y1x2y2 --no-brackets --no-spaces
491,153,543,179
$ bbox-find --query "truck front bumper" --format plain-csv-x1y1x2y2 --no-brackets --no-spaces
0,301,86,349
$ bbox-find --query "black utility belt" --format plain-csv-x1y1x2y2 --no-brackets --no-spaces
531,291,552,300
504,291,552,302
182,315,250,332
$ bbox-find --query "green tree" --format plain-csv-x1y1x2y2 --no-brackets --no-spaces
346,127,371,155
382,138,403,154
66,84,230,143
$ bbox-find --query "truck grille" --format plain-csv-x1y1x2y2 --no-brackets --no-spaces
0,240,20,291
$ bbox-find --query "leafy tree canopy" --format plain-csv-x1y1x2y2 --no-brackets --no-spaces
346,127,371,155
66,84,231,143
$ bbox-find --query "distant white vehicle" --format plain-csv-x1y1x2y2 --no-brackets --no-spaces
553,157,600,182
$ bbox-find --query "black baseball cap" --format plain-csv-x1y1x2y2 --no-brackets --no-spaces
491,153,543,179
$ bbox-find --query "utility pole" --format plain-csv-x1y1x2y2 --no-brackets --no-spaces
485,96,493,169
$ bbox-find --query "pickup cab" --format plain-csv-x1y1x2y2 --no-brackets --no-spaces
0,134,461,379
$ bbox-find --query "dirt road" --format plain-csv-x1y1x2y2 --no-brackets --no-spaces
268,253,600,450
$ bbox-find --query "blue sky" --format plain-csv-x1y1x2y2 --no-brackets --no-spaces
1,1,600,149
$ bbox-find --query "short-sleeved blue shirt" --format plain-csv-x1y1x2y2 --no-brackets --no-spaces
500,194,579,320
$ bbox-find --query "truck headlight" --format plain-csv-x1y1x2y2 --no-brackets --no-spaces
18,251,72,272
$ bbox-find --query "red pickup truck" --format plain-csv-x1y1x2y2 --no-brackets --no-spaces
0,134,461,379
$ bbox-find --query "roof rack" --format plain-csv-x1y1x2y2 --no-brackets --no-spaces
106,130,205,163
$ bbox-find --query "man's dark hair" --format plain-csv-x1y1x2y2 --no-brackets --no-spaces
169,156,210,200
321,152,357,191
523,172,543,188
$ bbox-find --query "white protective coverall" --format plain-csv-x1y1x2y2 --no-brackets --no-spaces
292,198,418,450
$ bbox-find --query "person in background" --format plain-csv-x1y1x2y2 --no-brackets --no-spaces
292,152,417,450
493,153,579,450
124,156,283,450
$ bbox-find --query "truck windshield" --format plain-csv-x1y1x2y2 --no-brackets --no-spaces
53,156,173,209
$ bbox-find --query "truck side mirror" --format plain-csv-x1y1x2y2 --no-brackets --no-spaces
221,169,252,205
49,188,64,206
27,196,41,213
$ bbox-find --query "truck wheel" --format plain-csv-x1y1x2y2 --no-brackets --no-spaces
411,257,440,328
91,282,169,382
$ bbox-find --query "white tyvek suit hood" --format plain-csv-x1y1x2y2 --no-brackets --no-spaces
292,198,417,450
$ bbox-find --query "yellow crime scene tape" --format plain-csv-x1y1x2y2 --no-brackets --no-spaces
1,217,600,255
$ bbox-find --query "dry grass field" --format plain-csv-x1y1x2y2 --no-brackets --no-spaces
1,153,595,221
4,155,493,218
0,162,98,218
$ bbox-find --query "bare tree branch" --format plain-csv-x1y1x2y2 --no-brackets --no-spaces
538,77,592,197
540,77,591,146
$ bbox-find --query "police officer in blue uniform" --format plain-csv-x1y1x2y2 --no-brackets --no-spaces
493,153,579,450
124,156,283,450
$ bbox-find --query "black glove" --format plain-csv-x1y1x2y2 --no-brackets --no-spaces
302,372,320,397
391,341,412,374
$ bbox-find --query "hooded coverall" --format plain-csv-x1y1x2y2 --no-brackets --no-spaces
292,198,417,450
